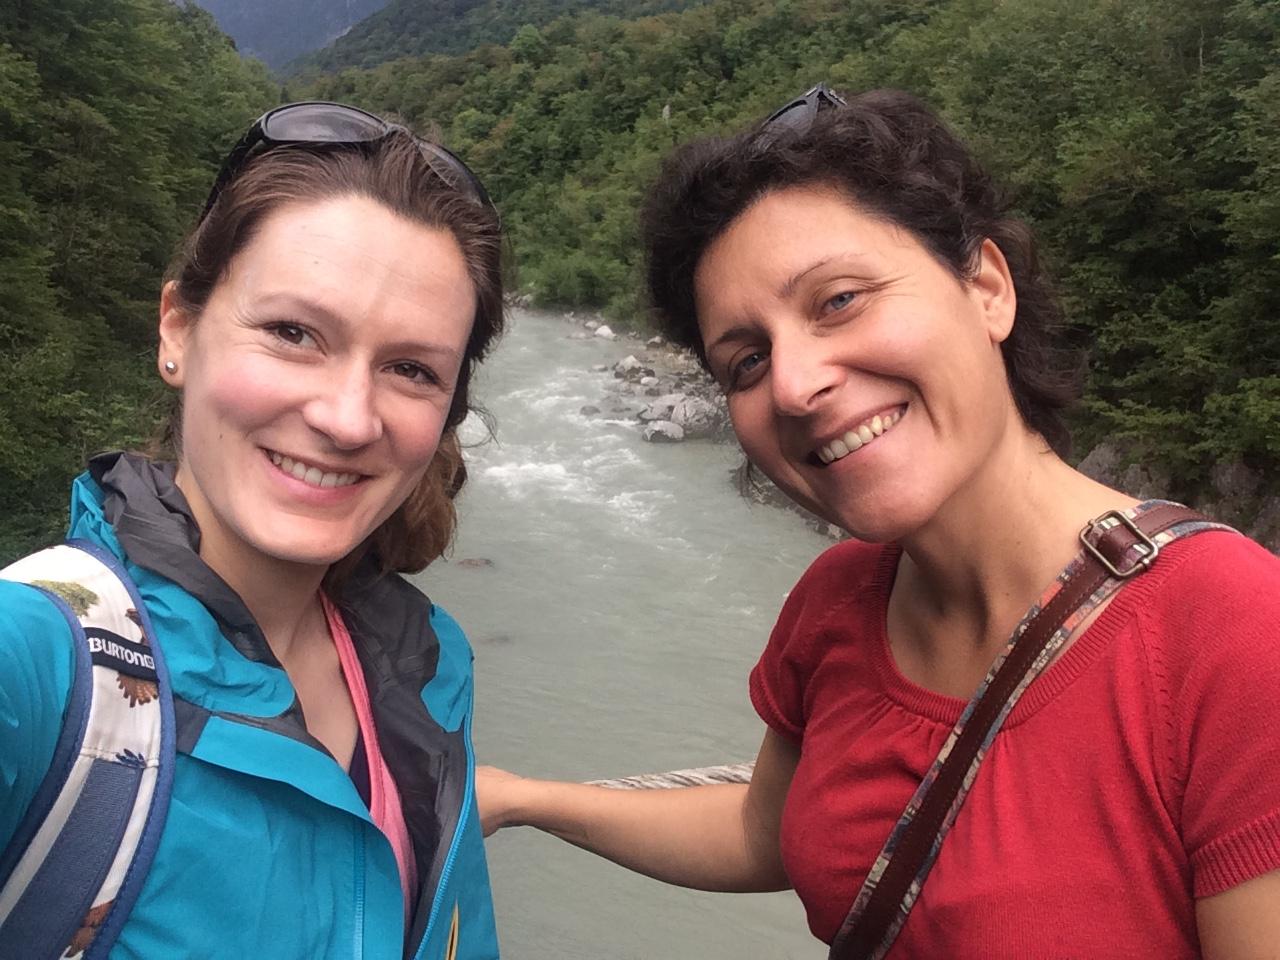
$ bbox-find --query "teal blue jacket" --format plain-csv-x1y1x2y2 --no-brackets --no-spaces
0,455,499,959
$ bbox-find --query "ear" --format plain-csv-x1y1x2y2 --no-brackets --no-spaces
970,239,1017,345
158,281,193,386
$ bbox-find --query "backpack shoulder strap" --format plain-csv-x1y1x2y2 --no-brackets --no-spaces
0,541,175,960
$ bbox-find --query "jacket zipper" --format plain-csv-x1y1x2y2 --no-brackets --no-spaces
413,709,476,960
353,825,366,959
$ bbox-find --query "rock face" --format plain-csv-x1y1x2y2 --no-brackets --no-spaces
1077,439,1278,553
643,421,685,443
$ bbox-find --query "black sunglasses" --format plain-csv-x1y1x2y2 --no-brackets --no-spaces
199,100,496,225
763,82,847,133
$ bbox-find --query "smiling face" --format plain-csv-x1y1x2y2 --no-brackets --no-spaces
695,185,1022,542
158,194,476,575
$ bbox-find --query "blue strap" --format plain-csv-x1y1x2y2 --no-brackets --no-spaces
0,542,176,960
0,588,93,891
0,760,143,960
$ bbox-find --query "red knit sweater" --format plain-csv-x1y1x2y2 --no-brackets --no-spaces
750,531,1280,958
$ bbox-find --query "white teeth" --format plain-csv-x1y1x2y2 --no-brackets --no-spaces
267,451,359,489
817,408,904,464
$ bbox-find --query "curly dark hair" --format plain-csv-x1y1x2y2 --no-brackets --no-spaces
642,87,1081,457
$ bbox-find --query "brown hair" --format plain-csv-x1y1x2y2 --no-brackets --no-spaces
165,132,503,578
642,88,1081,457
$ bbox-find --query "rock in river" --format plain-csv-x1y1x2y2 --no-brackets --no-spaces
642,421,685,443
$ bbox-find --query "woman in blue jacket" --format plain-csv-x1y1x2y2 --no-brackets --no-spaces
0,103,502,958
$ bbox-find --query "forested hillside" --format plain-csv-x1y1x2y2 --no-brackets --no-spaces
0,0,276,557
288,0,707,74
305,0,1279,509
0,0,1276,558
190,0,391,69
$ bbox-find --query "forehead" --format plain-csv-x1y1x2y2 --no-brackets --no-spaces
230,194,472,301
693,187,913,323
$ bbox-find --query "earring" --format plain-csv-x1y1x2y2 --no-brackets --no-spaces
164,360,177,374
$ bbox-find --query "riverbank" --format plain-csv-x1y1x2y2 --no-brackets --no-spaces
551,311,1280,553
556,312,849,541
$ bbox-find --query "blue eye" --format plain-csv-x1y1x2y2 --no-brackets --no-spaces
728,350,768,390
825,291,856,313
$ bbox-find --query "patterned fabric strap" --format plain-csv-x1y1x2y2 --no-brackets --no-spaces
0,542,175,960
829,501,1233,960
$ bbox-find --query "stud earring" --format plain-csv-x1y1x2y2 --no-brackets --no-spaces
164,360,177,374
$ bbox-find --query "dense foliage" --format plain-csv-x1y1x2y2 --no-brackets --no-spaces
1,0,1275,557
288,0,708,75
193,0,391,70
304,0,1279,500
0,0,275,559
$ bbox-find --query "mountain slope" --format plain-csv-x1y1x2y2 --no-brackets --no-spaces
189,0,392,68
288,0,707,74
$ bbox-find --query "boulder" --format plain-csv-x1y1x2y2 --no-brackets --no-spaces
639,376,659,387
646,335,664,347
670,395,726,438
594,324,617,340
613,355,654,381
638,393,685,421
642,421,685,443
614,355,643,376
584,319,600,331
579,404,601,416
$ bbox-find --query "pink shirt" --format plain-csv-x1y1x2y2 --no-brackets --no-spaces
322,593,418,923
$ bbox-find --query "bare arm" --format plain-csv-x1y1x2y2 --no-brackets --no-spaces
476,728,799,892
1196,869,1280,960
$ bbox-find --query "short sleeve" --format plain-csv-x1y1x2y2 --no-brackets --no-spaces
0,581,76,849
749,540,884,742
1141,533,1280,897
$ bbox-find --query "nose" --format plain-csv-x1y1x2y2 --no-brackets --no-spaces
768,330,841,417
302,362,384,450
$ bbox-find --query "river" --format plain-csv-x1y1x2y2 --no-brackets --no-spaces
412,308,830,959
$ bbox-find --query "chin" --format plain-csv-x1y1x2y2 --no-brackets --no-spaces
243,524,363,570
792,487,934,544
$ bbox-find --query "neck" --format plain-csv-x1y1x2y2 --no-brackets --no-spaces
894,428,1138,658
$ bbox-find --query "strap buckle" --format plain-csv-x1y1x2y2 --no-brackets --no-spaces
1079,509,1160,578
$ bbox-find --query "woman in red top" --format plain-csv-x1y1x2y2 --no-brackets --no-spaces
477,87,1280,957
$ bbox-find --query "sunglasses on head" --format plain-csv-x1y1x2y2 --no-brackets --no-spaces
763,82,847,134
199,100,496,225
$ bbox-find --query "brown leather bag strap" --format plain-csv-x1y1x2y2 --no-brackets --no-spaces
829,504,1216,960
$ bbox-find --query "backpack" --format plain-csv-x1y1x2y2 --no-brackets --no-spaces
0,540,175,960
